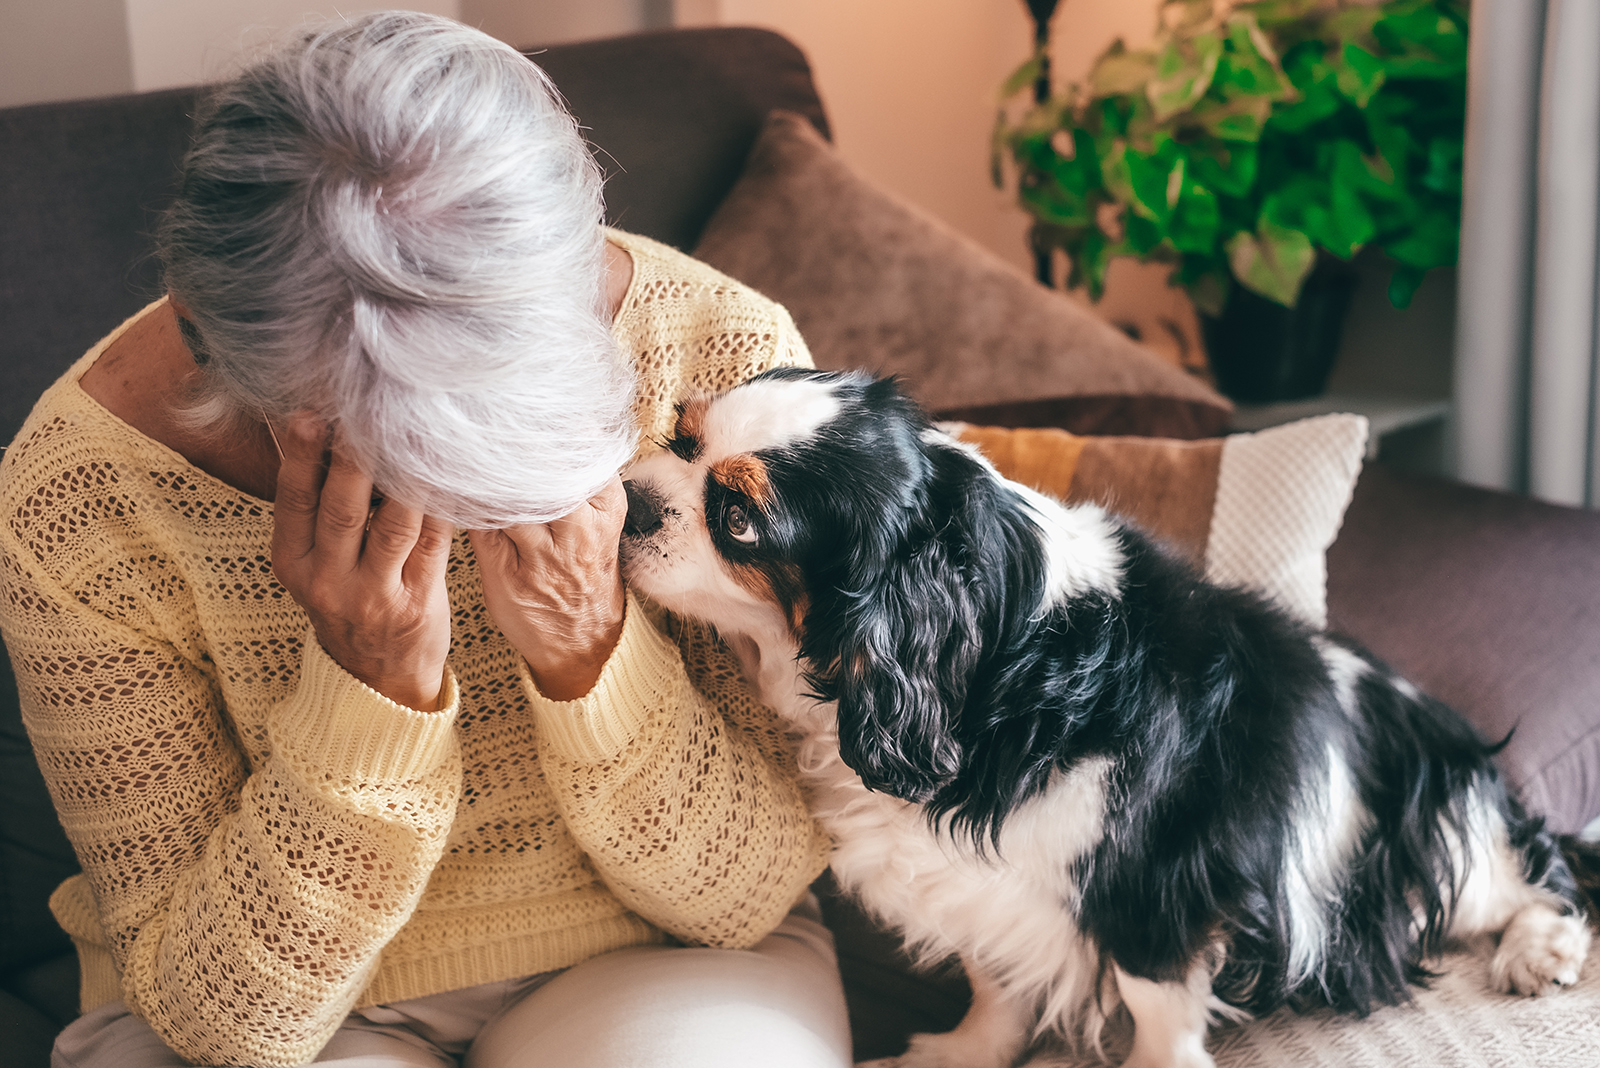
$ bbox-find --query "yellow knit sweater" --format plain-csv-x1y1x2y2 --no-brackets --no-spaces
0,230,831,1068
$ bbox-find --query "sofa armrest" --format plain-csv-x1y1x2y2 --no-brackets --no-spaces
1326,463,1600,834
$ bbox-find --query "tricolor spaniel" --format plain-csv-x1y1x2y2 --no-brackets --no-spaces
619,368,1589,1068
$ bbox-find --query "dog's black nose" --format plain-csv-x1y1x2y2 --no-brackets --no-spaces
623,480,663,537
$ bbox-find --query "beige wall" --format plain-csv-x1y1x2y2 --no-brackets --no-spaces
123,0,461,92
0,0,708,106
459,0,650,50
0,0,464,104
719,0,1164,273
0,0,134,107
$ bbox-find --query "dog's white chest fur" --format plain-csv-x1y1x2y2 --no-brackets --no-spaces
734,629,1114,1037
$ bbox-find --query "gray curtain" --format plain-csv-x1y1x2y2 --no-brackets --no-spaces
1454,0,1600,508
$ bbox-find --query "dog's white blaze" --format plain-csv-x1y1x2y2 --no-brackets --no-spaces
1315,636,1369,717
923,428,1125,608
811,722,1117,1044
1448,787,1546,933
1284,744,1370,988
701,376,842,459
1013,486,1125,609
1282,642,1371,989
621,449,786,637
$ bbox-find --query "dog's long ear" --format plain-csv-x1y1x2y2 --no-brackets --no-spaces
813,528,981,802
799,430,1043,803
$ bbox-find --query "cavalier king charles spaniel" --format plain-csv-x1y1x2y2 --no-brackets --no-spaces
619,368,1590,1068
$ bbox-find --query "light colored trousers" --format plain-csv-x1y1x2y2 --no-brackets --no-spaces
53,900,852,1068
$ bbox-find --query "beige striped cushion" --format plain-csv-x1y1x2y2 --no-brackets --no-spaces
948,416,1368,626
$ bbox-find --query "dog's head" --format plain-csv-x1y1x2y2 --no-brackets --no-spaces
622,369,1049,805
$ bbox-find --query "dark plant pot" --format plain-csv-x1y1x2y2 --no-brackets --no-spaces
1200,256,1359,404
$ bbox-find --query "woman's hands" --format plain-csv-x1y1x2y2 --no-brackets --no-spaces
268,412,625,707
271,415,455,712
469,479,628,702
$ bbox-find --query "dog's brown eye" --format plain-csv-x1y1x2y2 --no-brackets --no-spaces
725,503,758,544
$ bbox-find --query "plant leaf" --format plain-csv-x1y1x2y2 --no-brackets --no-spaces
1213,13,1294,101
1001,52,1046,101
1324,4,1385,48
1101,137,1179,226
1019,171,1096,227
1191,142,1258,197
1169,177,1222,254
1227,218,1316,306
1125,212,1166,255
1147,33,1223,120
1075,225,1120,299
1383,205,1459,268
1099,140,1137,211
1322,182,1376,258
1052,129,1103,194
1193,95,1272,141
1387,264,1426,309
1335,43,1386,107
1423,134,1463,195
1092,45,1159,97
1161,0,1218,36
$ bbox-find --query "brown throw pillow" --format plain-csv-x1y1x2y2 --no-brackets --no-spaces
692,111,1232,439
948,416,1369,627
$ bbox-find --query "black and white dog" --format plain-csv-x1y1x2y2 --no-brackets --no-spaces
619,368,1590,1068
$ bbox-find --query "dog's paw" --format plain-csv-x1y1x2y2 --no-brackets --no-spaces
1120,1040,1215,1068
855,1031,1019,1068
1491,904,1591,996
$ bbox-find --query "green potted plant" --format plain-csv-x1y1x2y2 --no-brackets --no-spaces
995,0,1468,402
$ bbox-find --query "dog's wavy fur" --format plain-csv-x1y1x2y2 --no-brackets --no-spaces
620,368,1590,1068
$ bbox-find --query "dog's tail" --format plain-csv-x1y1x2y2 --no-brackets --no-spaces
1558,835,1600,929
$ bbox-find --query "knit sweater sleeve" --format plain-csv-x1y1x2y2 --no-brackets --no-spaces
523,594,828,949
0,439,462,1067
525,275,829,948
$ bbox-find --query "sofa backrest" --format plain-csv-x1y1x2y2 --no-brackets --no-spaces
0,23,827,980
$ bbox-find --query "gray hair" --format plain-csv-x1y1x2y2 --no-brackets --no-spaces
158,11,636,527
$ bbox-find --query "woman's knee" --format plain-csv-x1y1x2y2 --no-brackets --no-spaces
52,1003,189,1068
466,932,850,1068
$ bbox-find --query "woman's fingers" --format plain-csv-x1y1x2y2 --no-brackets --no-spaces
271,413,332,567
402,512,458,591
547,478,628,538
315,436,379,575
362,497,426,573
469,480,628,700
268,411,455,709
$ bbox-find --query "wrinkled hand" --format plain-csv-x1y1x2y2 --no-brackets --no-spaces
271,414,455,711
469,479,627,702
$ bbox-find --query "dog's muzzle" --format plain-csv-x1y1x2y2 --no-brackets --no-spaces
623,479,664,538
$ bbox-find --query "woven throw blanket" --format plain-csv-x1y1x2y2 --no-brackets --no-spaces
1208,937,1600,1067
1035,938,1599,1066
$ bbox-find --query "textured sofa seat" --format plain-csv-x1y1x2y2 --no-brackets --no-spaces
3,25,1598,1068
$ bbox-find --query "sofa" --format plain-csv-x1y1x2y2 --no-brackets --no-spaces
3,25,1599,1068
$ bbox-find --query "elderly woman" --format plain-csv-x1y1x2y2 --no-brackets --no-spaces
0,13,850,1068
